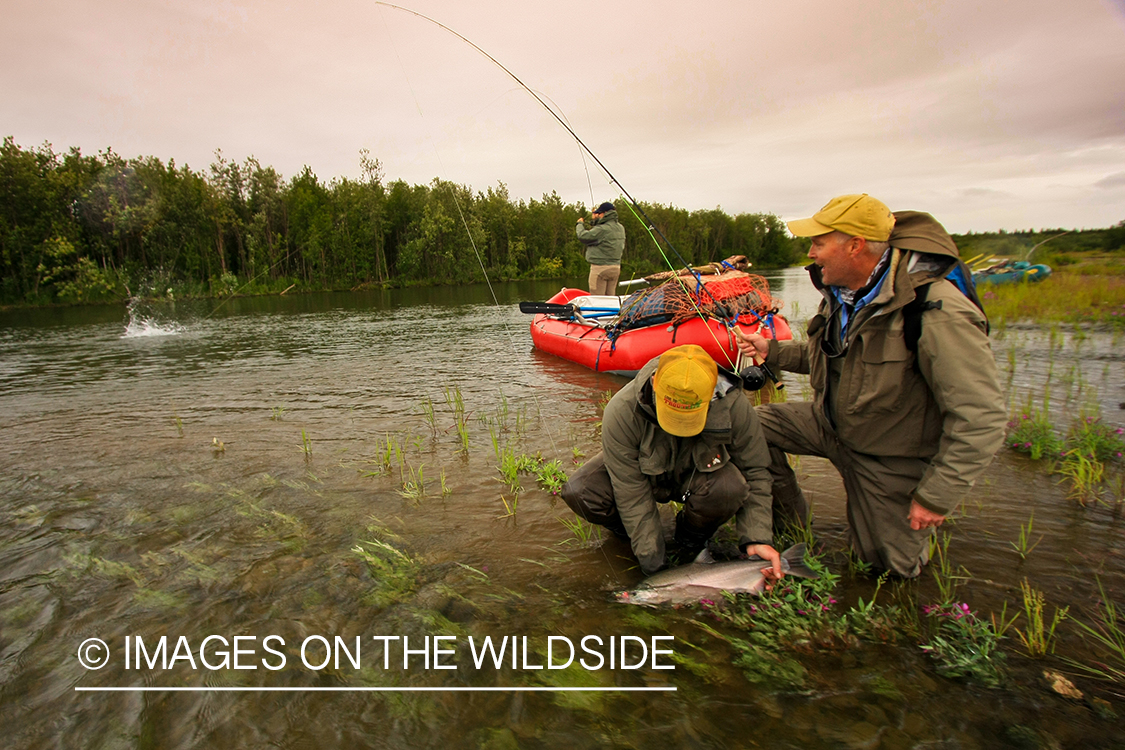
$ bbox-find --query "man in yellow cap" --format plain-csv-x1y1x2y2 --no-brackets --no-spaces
735,195,1006,577
561,344,782,578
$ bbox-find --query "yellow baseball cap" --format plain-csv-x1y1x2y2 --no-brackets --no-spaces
786,194,895,241
652,345,718,437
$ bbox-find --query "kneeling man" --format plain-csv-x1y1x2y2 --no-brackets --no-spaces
561,345,781,578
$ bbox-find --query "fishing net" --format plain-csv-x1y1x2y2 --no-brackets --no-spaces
611,270,779,334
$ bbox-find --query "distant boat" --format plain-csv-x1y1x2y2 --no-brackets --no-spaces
973,260,1052,286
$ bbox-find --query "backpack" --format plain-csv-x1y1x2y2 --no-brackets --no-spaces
902,257,989,358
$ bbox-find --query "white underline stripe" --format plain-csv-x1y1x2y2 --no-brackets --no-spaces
75,686,675,692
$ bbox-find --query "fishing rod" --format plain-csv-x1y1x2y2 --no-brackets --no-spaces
372,2,740,325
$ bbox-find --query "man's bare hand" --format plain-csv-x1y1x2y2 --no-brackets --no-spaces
745,544,784,590
908,499,946,531
733,327,769,360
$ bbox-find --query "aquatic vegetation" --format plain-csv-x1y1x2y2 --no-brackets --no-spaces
443,385,470,452
1058,449,1105,505
299,429,312,458
919,601,1006,688
525,454,568,494
172,414,184,437
497,446,522,494
398,463,426,502
843,546,874,579
1066,414,1125,463
929,532,970,605
496,449,569,497
981,274,1125,328
1014,578,1069,657
417,395,437,437
1070,577,1125,682
1006,402,1064,461
1009,512,1043,560
352,538,420,609
439,467,452,497
776,510,817,551
270,406,287,421
703,567,849,690
68,554,147,587
1004,397,1124,502
558,514,601,545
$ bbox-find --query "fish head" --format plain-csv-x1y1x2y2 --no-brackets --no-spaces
615,588,666,607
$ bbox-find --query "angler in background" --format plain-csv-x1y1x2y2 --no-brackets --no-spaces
735,194,1007,578
561,345,783,579
576,201,626,295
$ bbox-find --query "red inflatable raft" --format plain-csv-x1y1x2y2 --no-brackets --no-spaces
529,281,792,376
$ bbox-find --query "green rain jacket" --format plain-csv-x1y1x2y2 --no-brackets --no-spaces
764,211,1007,516
600,357,773,573
575,208,626,266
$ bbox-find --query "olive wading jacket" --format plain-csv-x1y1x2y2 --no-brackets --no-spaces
763,211,1007,516
601,357,773,573
575,208,626,266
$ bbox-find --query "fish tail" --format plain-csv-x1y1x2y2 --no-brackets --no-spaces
781,543,820,580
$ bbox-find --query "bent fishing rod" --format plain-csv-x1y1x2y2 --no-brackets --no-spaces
373,2,738,321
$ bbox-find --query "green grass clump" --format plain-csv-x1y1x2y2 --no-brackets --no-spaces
919,601,1007,688
1006,406,1064,461
981,274,1125,328
1066,416,1125,462
1071,577,1125,682
1013,578,1068,657
704,557,847,689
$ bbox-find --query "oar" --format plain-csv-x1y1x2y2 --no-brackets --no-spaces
518,302,620,315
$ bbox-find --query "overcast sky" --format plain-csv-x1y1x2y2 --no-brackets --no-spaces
4,0,1124,233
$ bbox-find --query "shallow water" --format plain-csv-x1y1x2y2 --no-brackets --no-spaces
0,270,1123,749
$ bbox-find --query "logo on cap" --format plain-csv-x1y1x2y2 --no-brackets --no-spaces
652,345,718,437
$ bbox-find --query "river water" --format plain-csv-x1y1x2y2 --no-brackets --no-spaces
0,269,1122,749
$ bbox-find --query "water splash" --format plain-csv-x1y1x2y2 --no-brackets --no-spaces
121,296,185,338
122,317,185,338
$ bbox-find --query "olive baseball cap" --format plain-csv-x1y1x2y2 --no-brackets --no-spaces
786,194,895,241
652,345,718,437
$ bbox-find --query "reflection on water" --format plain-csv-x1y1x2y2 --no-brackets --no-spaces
0,271,1122,749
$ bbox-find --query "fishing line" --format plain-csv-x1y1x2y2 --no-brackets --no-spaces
373,2,748,336
461,85,597,209
618,199,744,370
203,244,303,319
378,4,627,583
375,1,574,469
373,4,764,577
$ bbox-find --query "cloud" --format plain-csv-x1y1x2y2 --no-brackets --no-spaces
1094,172,1125,189
2,0,1124,232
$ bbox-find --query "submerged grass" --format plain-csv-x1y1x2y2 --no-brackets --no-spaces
1070,577,1125,682
558,514,601,546
353,537,420,609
